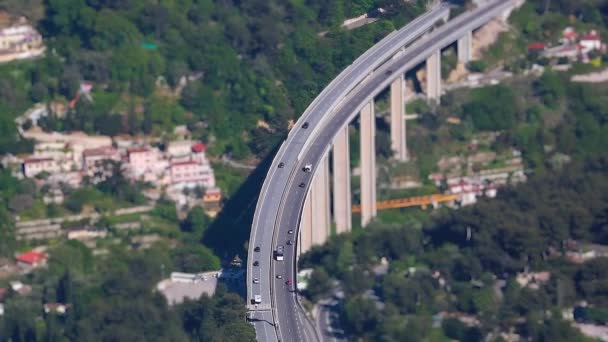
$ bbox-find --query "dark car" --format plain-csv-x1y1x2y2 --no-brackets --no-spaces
385,69,393,76
278,162,285,168
299,182,305,188
287,230,294,234
287,240,293,245
302,122,309,129
254,246,261,252
253,261,259,266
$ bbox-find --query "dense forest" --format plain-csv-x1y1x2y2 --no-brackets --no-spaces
301,154,608,341
0,0,428,158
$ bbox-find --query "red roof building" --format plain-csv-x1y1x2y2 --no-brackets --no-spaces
527,42,546,51
15,251,48,267
192,143,206,153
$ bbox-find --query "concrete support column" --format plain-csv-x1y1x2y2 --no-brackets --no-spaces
360,101,377,227
311,155,331,246
332,126,352,234
298,190,313,255
457,30,473,63
390,75,408,162
426,50,442,104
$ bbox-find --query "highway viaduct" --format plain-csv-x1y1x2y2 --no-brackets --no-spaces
247,1,524,341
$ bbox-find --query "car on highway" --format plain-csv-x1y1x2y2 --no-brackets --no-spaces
288,230,293,234
253,261,259,266
385,69,393,76
302,122,309,129
253,278,260,284
287,240,293,245
254,246,261,252
278,162,285,168
299,182,305,188
253,295,262,304
276,274,283,279
303,163,312,172
275,246,284,261
286,280,293,285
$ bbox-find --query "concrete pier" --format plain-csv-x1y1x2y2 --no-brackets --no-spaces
390,75,408,162
332,126,352,234
360,101,377,227
457,30,473,63
299,190,313,255
426,50,442,103
311,155,331,246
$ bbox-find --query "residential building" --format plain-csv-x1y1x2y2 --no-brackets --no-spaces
82,146,121,181
580,30,602,53
9,281,31,296
22,157,59,177
42,188,64,204
0,22,45,64
167,140,193,158
44,303,69,315
15,250,48,268
169,160,215,189
128,147,164,180
82,146,120,170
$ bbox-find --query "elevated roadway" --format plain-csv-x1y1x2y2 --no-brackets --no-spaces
248,1,517,341
246,4,450,341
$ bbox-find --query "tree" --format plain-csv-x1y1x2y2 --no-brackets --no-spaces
171,245,221,272
442,317,468,340
306,268,333,301
181,207,209,236
535,70,565,108
56,270,74,303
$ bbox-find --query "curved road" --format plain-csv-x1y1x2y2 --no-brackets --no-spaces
248,1,516,341
247,4,450,341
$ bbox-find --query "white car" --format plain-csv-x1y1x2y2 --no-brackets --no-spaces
303,164,312,172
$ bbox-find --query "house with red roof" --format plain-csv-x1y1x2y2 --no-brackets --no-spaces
580,30,602,53
15,250,48,268
527,42,546,51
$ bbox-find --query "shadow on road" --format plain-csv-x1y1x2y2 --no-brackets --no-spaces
203,143,281,268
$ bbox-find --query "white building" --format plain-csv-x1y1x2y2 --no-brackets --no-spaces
0,23,45,64
22,157,59,178
128,147,160,178
580,30,602,53
167,140,193,159
82,146,120,168
169,160,215,189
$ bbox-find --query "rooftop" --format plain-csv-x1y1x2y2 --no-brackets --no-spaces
83,146,117,157
127,147,150,154
170,160,200,167
16,251,47,264
23,157,53,164
192,143,206,153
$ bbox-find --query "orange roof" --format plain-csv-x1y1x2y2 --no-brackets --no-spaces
16,251,47,264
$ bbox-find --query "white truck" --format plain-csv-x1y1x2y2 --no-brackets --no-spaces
274,246,284,261
253,295,262,304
